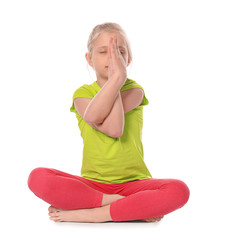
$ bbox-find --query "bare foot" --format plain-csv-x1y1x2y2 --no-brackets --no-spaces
48,205,91,222
48,205,111,223
47,194,126,223
48,206,64,222
140,216,164,222
48,205,164,223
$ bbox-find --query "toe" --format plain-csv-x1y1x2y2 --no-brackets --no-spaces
48,205,60,213
49,212,58,217
147,219,156,222
49,216,61,222
48,205,55,212
156,216,164,221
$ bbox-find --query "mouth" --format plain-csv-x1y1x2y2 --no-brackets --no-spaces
105,66,108,68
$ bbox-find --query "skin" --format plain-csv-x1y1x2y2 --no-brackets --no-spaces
48,32,164,223
85,31,130,88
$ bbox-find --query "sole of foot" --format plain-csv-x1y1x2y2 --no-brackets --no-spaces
140,216,164,222
48,205,164,223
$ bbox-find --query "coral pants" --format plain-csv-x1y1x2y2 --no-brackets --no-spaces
27,167,190,222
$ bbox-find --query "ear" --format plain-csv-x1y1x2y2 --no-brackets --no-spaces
127,58,131,67
85,52,94,68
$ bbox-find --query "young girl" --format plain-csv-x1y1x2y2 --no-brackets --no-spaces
27,22,190,223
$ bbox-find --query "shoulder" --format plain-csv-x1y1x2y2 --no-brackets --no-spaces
74,83,91,92
121,78,149,106
72,83,94,99
121,78,145,92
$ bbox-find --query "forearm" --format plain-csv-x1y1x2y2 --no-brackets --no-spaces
84,76,125,123
101,91,124,136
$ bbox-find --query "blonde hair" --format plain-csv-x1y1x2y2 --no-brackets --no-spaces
87,22,133,65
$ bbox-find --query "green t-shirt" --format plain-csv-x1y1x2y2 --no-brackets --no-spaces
70,78,152,184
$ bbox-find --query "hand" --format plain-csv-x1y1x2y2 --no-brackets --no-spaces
108,35,127,83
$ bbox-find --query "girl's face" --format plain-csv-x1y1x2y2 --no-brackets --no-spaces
86,32,130,80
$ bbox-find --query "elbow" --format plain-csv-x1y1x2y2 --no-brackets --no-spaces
83,113,94,123
112,121,124,138
111,129,123,138
111,132,121,138
84,113,104,124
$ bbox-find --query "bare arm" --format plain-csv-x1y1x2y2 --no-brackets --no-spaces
96,91,124,137
91,88,144,137
84,35,127,124
83,76,125,124
74,88,144,138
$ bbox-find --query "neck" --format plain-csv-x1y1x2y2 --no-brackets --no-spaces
96,77,108,88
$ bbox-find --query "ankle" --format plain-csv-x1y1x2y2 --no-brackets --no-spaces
101,194,111,206
101,194,123,207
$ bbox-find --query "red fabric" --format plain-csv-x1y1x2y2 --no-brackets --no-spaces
28,167,190,222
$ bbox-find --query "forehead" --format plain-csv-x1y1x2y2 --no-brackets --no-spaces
94,32,127,49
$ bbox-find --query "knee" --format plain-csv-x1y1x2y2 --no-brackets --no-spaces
27,167,51,195
168,179,190,208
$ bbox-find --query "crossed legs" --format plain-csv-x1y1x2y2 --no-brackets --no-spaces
28,167,190,223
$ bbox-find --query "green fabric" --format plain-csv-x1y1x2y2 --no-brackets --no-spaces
70,78,152,184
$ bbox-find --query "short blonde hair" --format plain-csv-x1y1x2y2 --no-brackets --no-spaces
87,22,133,64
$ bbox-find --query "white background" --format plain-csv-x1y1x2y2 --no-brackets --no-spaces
1,0,228,239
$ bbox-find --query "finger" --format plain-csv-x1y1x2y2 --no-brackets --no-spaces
111,35,118,57
109,37,113,59
113,35,120,56
108,37,113,69
114,35,121,55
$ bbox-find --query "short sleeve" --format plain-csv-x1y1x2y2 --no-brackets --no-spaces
70,84,94,114
136,86,149,106
140,91,149,106
121,79,149,106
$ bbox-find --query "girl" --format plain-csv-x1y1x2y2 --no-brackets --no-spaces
27,22,190,223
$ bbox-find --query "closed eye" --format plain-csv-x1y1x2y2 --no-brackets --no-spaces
100,51,125,54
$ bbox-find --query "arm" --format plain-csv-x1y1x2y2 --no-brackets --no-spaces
92,88,144,137
74,88,142,138
83,76,125,124
84,35,127,124
93,91,124,138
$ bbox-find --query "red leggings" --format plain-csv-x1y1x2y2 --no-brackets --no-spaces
27,167,190,222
